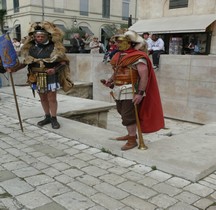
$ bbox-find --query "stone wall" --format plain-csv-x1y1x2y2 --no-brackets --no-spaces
1,53,216,124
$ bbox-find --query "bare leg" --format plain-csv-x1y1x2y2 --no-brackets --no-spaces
47,91,57,117
38,93,50,115
126,124,137,136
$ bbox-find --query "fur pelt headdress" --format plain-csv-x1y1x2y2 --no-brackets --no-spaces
21,21,68,65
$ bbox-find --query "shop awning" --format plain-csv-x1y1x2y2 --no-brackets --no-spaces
102,27,115,37
129,14,216,34
55,24,67,32
79,26,94,35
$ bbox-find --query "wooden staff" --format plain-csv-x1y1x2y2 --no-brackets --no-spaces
130,68,147,150
9,72,24,132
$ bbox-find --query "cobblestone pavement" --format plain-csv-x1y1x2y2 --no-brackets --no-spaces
0,92,216,210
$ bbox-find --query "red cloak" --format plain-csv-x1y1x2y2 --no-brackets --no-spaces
110,49,165,133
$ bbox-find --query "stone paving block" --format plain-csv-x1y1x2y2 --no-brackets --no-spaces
74,152,96,161
174,191,200,204
129,164,152,174
121,195,156,210
193,198,214,210
60,157,89,169
152,182,182,196
0,186,6,194
149,194,178,209
54,174,74,184
137,176,159,187
2,160,28,171
52,162,71,171
199,180,216,190
94,182,129,200
54,191,95,210
63,147,80,155
19,154,38,164
146,170,172,182
210,191,216,200
75,174,102,186
165,177,191,188
37,156,60,165
184,183,214,197
122,170,146,182
81,165,108,177
37,181,70,198
93,151,115,160
0,178,34,196
83,147,101,155
109,157,136,168
168,201,199,210
0,197,22,209
0,141,11,149
16,190,51,209
73,143,89,150
12,166,40,178
108,166,129,175
118,181,157,199
207,206,216,210
204,177,216,185
32,144,66,158
42,167,61,177
67,180,97,197
33,201,67,210
91,192,125,209
25,174,54,187
62,168,84,178
31,161,49,170
88,205,107,210
99,173,126,185
0,170,16,182
89,158,115,169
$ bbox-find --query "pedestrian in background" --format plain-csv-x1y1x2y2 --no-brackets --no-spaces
150,34,165,69
90,36,101,54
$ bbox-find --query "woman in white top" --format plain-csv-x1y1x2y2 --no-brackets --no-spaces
90,37,101,54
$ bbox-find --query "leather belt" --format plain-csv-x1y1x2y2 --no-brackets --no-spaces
31,67,48,73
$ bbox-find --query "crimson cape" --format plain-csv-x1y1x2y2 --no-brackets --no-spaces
110,49,165,133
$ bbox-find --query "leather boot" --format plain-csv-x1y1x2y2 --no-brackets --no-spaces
37,114,51,126
51,117,60,129
121,135,138,151
115,135,129,141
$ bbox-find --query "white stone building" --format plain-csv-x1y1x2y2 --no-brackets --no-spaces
1,0,140,43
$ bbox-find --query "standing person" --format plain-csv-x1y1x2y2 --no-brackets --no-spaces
151,34,165,69
142,32,152,54
89,36,101,54
70,33,81,53
12,38,21,56
102,31,164,150
82,33,92,53
7,21,70,129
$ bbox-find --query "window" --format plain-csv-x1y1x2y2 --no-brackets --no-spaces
102,0,110,18
13,0,19,13
80,0,88,16
169,0,188,9
54,0,64,13
0,0,6,10
122,0,130,20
